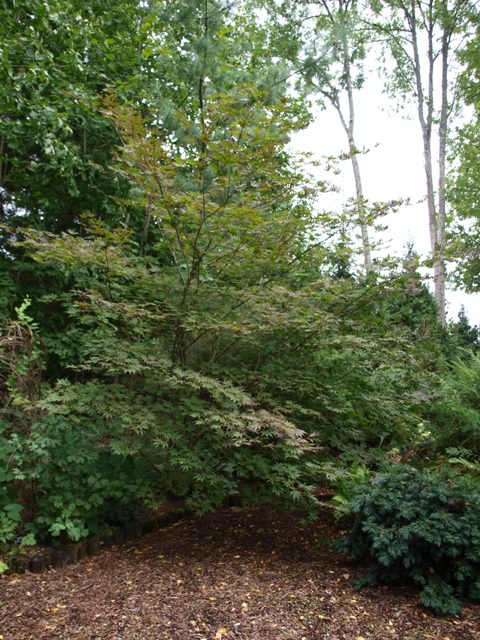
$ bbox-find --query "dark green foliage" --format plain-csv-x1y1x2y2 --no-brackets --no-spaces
449,308,479,351
99,497,144,528
425,354,480,457
0,413,154,542
0,0,151,346
0,0,150,228
337,464,480,614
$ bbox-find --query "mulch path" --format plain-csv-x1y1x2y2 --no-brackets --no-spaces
1,506,479,640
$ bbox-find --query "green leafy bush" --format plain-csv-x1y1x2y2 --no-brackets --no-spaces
0,414,155,542
0,79,461,544
337,464,480,615
320,462,371,519
427,355,480,457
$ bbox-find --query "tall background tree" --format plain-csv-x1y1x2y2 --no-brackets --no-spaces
0,0,151,229
370,0,479,325
304,0,374,273
259,0,376,273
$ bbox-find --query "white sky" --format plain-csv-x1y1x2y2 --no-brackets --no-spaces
291,74,479,324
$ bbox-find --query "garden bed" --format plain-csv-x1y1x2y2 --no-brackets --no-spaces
1,506,479,639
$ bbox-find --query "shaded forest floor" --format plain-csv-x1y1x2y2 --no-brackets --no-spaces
1,506,479,640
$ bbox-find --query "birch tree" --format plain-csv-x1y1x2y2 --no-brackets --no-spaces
371,0,478,325
255,0,375,273
306,0,374,273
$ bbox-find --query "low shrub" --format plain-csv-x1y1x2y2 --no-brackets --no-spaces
337,463,480,615
0,415,154,543
321,462,371,519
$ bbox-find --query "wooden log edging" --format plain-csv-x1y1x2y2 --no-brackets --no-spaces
11,509,187,575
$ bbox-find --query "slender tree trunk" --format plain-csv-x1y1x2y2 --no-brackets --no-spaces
172,0,209,365
317,0,372,273
407,0,446,325
331,93,372,273
435,18,450,327
339,10,372,273
349,134,372,274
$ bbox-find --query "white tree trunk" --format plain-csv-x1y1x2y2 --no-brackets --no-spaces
339,9,373,274
435,18,450,327
408,0,446,325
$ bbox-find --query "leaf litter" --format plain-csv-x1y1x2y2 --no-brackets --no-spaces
0,506,479,639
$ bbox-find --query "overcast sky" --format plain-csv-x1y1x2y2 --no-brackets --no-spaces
291,74,479,324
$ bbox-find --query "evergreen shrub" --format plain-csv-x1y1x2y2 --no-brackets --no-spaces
337,463,480,615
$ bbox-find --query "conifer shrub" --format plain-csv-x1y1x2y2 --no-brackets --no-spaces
337,463,480,615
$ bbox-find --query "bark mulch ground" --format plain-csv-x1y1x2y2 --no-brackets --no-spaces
1,506,479,640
